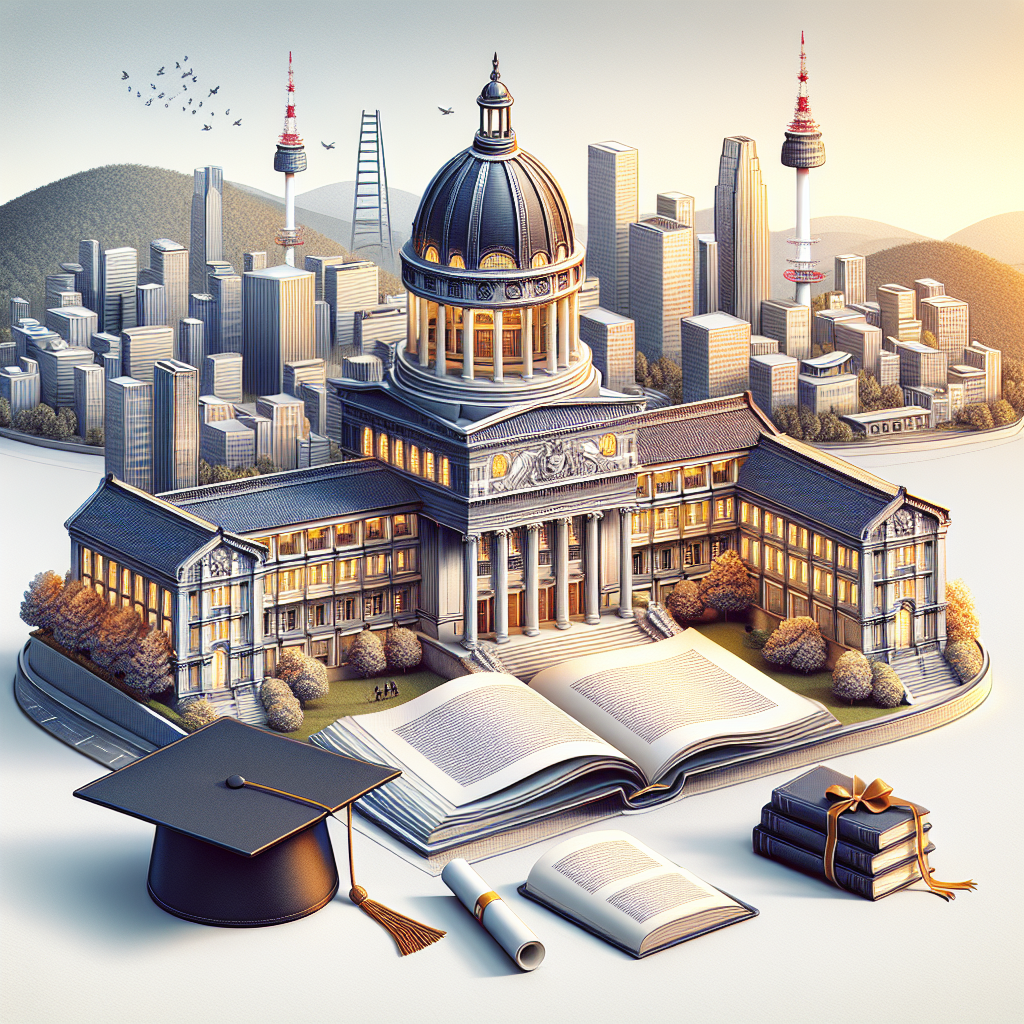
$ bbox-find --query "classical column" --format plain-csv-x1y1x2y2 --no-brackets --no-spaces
418,299,430,368
462,307,475,379
584,512,603,624
435,304,447,377
462,533,479,649
522,307,533,379
546,301,557,374
494,529,509,644
570,289,580,360
493,308,504,382
555,517,571,630
407,295,417,357
618,508,633,618
558,295,570,368
524,523,540,636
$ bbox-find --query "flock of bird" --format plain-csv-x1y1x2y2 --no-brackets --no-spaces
120,57,240,131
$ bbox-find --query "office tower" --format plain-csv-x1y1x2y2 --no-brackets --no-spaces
300,382,328,435
324,261,377,348
282,358,326,397
296,432,330,468
892,340,947,388
896,319,922,343
879,350,901,387
120,325,175,384
206,260,234,284
628,217,693,363
797,351,858,415
136,283,167,326
199,395,235,424
201,419,255,470
274,53,308,267
78,240,101,313
10,297,30,326
0,362,40,417
656,192,697,273
813,308,865,352
305,256,346,303
45,306,98,347
354,303,407,368
90,331,121,368
961,341,1001,404
105,376,153,491
243,265,315,396
749,352,799,413
749,335,780,356
833,321,884,378
46,274,80,310
99,247,138,334
848,301,881,328
235,410,272,459
680,312,751,403
578,277,601,314
919,294,969,366
200,352,244,403
189,292,217,356
587,142,638,316
716,136,769,331
255,393,306,471
189,166,224,294
696,235,719,315
313,300,331,362
74,363,105,436
914,278,945,316
877,283,915,341
947,364,987,404
835,255,866,307
153,359,199,492
178,318,205,368
37,345,94,409
149,239,189,330
579,308,636,394
244,252,268,273
16,323,54,363
759,299,811,362
209,273,242,354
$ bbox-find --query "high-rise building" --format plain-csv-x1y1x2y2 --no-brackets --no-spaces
201,352,244,403
255,392,307,471
749,335,780,356
0,362,40,417
848,301,882,328
105,376,153,491
891,339,947,388
628,216,692,363
283,358,326,397
90,331,120,370
834,255,866,306
914,278,945,316
189,293,217,357
149,239,189,330
0,341,14,367
579,308,636,395
813,308,865,352
299,382,328,436
947,364,987,404
73,363,105,436
656,192,697,277
46,274,80,311
189,166,224,295
696,235,719,315
45,306,98,347
78,240,101,313
178,318,205,368
354,304,406,365
136,282,167,326
759,299,811,362
296,432,331,468
919,294,969,366
244,252,268,273
209,273,243,355
578,277,601,314
797,351,858,415
324,261,378,350
99,247,138,334
877,283,916,341
587,141,638,316
716,136,769,331
199,395,235,424
235,410,272,460
749,352,799,413
879,350,901,387
120,325,175,384
37,344,94,409
833,321,884,379
201,419,255,470
10,297,31,327
681,312,751,403
961,341,1001,404
896,319,922,344
153,359,199,493
305,256,346,303
243,265,315,396
314,300,331,362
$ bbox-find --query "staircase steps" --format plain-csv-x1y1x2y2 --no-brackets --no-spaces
234,684,268,727
890,651,962,702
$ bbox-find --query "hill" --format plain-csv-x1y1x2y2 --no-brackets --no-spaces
865,240,1024,360
0,165,401,329
945,212,1024,273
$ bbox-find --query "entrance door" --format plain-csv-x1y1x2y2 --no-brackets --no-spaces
896,605,912,649
539,586,555,623
212,649,227,689
477,597,494,635
568,581,584,618
508,591,523,629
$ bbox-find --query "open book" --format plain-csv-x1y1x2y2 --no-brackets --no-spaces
518,830,758,958
311,630,838,858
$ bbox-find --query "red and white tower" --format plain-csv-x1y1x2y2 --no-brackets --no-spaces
781,32,826,308
273,51,307,267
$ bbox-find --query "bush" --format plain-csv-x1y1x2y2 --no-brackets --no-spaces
384,627,422,673
832,650,873,702
798,406,821,442
20,570,65,631
666,580,704,624
879,384,904,410
260,677,293,707
276,649,330,704
762,616,828,673
266,697,304,733
85,426,104,446
54,407,77,440
817,410,854,443
945,639,983,682
956,403,994,430
944,578,980,642
990,399,1016,426
347,628,386,678
698,551,757,619
772,405,803,440
742,628,772,650
871,661,905,708
123,628,174,698
0,396,10,428
177,698,218,732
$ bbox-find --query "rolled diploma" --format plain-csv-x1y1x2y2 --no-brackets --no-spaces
440,858,545,970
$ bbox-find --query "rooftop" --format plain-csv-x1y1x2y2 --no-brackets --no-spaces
750,353,799,367
591,141,636,153
244,265,314,280
684,312,750,332
580,307,633,326
842,406,931,423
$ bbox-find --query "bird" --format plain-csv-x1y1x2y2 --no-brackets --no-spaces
198,100,203,107
321,141,335,150
182,84,187,91
192,110,197,115
225,108,230,115
192,76,197,83
188,98,193,105
202,124,211,131
136,90,141,97
209,86,220,96
121,70,129,80
175,61,181,69
183,55,188,61
233,118,242,126
145,98,152,106
157,92,164,99
438,106,454,115
181,69,190,78
157,66,165,75
150,83,156,90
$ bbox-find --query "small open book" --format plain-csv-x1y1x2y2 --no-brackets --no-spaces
311,630,838,857
519,830,758,958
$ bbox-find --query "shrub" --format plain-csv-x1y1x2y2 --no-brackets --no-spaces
91,606,145,675
762,616,828,673
832,650,873,702
276,649,330,704
20,570,65,631
85,426,104,446
990,399,1016,426
266,697,304,733
177,698,218,732
256,455,278,475
698,551,757,620
0,396,10,428
772,405,803,440
742,628,772,650
34,404,59,438
52,583,107,654
945,639,983,682
260,677,293,708
944,578,980,642
666,580,704,624
816,410,854,443
798,406,821,442
956,402,994,430
879,384,904,410
347,628,386,678
123,628,174,698
384,627,422,673
871,661,905,708
54,407,77,440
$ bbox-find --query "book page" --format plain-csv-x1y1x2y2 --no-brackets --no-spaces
530,630,835,781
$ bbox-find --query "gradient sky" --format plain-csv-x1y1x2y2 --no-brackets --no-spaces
2,0,1022,239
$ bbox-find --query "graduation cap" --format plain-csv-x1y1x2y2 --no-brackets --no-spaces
74,718,445,953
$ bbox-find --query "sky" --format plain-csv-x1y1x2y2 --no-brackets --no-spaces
1,0,1022,239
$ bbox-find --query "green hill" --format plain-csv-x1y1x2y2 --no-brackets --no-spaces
0,164,401,329
866,240,1023,361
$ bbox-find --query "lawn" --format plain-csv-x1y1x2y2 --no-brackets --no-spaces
692,620,900,727
286,669,448,742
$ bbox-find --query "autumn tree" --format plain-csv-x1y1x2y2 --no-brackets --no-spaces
956,403,993,430
879,384,904,409
347,628,386,677
762,616,828,673
123,628,174,698
944,578,980,642
634,351,649,387
666,580,704,624
858,370,883,412
54,407,77,441
20,571,65,631
816,410,854,443
92,606,145,675
178,698,218,732
276,648,330,704
921,329,939,350
989,399,1016,426
831,650,873,703
697,551,757,620
52,584,107,654
384,626,422,673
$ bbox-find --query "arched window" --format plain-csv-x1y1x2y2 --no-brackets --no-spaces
492,453,508,477
531,252,550,268
599,434,617,457
423,246,440,263
448,253,466,269
555,244,567,262
480,252,517,270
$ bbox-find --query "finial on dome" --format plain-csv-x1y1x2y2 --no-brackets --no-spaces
491,53,500,81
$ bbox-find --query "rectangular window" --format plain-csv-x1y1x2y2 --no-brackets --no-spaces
774,516,785,539
336,558,359,582
335,522,356,546
121,568,131,595
765,545,784,576
189,592,199,618
631,511,650,535
632,551,645,576
364,518,386,541
740,501,752,525
684,541,703,567
655,506,679,531
395,548,416,573
393,513,415,537
240,654,252,681
148,581,158,610
365,553,387,577
394,587,411,614
95,554,104,580
210,585,230,608
874,584,885,610
712,460,732,484
307,527,330,552
874,551,885,578
337,596,358,621
788,556,808,584
683,465,707,490
740,535,761,567
684,501,708,526
424,451,435,480
713,497,734,522
107,560,118,588
660,548,673,570
82,548,92,577
162,589,172,617
654,471,676,495
441,457,450,487
362,426,373,456
277,569,304,593
896,544,915,568
766,582,784,615
378,433,389,462
308,562,331,587
409,445,420,475
189,626,200,651
393,437,404,468
278,532,302,556
764,512,773,535
207,620,229,642
364,592,386,617
636,475,651,499
312,603,328,627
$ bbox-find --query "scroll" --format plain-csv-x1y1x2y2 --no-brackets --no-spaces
440,859,545,970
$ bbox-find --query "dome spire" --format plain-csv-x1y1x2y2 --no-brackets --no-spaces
475,54,516,155
491,52,500,81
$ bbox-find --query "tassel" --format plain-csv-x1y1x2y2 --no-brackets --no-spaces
348,885,447,955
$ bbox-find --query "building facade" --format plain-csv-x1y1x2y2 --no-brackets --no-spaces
681,312,751,403
834,254,866,306
73,362,105,436
153,359,199,493
189,166,224,295
579,308,637,395
105,376,153,492
588,141,638,317
242,266,316,396
749,352,799,413
759,299,811,362
628,217,693,363
99,247,138,335
919,294,969,367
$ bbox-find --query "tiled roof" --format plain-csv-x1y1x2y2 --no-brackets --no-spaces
468,401,645,443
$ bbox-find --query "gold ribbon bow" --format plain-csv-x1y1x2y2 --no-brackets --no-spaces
824,776,977,901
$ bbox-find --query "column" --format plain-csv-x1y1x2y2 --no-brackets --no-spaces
418,299,430,368
570,289,580,360
435,304,447,377
618,508,633,618
584,512,602,624
494,529,509,644
462,307,475,379
522,307,533,378
462,533,478,649
555,517,571,630
546,301,557,374
407,295,417,358
558,295,570,367
524,523,540,636
493,308,504,382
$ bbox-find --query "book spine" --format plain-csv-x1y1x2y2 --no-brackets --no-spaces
752,827,879,900
760,807,876,873
771,791,884,852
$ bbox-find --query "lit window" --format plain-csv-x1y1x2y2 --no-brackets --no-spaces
714,497,734,522
684,501,708,526
95,554,104,579
896,544,915,567
162,590,172,617
307,527,330,551
531,252,550,268
362,427,372,456
684,465,707,489
712,461,731,484
441,458,450,486
599,433,617,457
492,454,508,478
393,437,404,467
655,506,679,531
423,246,440,263
82,548,92,577
336,558,359,581
424,451,435,479
108,561,118,587
211,586,230,608
631,511,649,535
448,253,466,269
480,252,517,270
364,518,385,541
121,568,131,594
409,446,420,475
148,581,158,609
335,522,355,546
378,434,389,462
394,514,414,537
278,532,302,556
788,557,808,584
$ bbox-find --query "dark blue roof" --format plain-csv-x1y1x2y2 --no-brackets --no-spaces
469,401,645,443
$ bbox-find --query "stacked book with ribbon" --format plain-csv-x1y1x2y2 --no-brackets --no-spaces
753,765,975,901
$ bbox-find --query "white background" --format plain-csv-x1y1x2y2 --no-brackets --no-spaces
1,430,1021,1024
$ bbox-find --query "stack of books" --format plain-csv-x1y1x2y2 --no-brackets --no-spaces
753,765,933,900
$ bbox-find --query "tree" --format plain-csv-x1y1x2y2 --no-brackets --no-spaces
989,399,1016,426
266,697,304,733
697,550,757,620
256,454,278,475
762,616,828,673
20,570,65,631
944,578,980,642
772,405,803,440
54,407,77,440
178,698,218,732
260,677,293,708
811,292,831,314
198,459,214,485
878,384,904,410
666,580,704,624
384,627,422,673
635,351,649,387
85,426,104,446
871,661,905,708
817,410,853,443
797,406,821,442
956,403,993,430
944,639,983,682
858,370,883,412
831,650,873,703
347,628,386,677
0,396,10,428
92,606,145,675
921,329,939,350
211,463,235,484
276,649,330,703
52,584,107,654
33,404,59,438
123,628,174,698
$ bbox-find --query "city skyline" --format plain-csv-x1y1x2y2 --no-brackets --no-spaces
1,1,1021,243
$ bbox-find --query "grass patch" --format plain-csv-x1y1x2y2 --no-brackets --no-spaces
284,669,448,742
692,621,899,727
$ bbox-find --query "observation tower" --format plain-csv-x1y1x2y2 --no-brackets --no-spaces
274,52,307,266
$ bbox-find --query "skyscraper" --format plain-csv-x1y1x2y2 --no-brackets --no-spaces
696,235,719,315
189,166,224,295
105,376,153,491
201,352,244,403
681,312,751,403
120,325,175,384
98,247,139,334
758,300,811,363
324,260,378,353
45,306,97,347
178,317,205,368
579,308,636,394
189,293,217,356
305,256,346,303
242,265,315,396
153,359,199,492
74,363,105,436
587,142,638,316
136,282,167,326
877,283,916,341
919,294,968,366
715,136,769,331
255,392,307,471
149,239,189,330
835,254,867,307
209,272,242,354
628,217,692,363
78,240,101,314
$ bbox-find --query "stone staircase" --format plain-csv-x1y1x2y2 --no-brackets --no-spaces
234,684,268,727
890,650,962,703
493,616,656,683
469,643,511,675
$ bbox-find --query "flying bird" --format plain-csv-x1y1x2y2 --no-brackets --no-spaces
175,62,181,69
192,76,197,83
438,106,454,115
145,98,152,106
136,90,141,97
183,55,188,61
208,86,220,96
157,92,164,98
121,71,129,80
225,108,230,115
321,141,335,150
233,118,242,126
150,83,156,90
157,67,165,75
188,98,193,105
202,124,211,131
192,110,197,115
181,70,190,78
198,100,203,107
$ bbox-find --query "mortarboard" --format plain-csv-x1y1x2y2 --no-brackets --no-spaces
74,717,445,952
